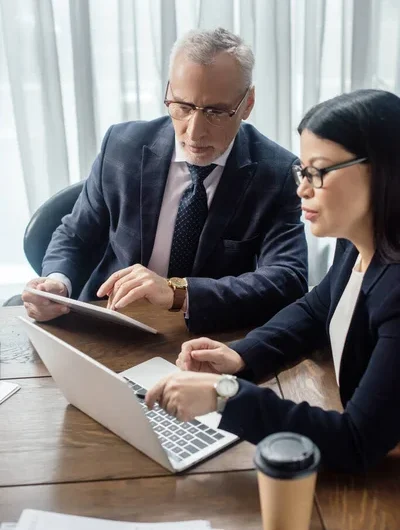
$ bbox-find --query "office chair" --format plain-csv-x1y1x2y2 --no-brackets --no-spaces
3,181,84,306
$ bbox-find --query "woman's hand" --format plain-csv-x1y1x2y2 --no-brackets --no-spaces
145,371,220,422
176,337,245,375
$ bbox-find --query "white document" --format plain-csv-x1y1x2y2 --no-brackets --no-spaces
16,510,212,530
0,381,21,405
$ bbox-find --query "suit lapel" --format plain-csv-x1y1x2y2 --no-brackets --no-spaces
328,245,389,403
327,245,358,324
360,251,389,296
191,126,258,275
140,121,175,266
328,245,389,324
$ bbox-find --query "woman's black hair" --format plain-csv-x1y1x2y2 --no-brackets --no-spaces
298,89,400,262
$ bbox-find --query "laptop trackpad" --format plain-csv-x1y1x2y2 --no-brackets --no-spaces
120,357,179,389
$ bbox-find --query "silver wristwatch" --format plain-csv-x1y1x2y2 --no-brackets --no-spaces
214,374,240,414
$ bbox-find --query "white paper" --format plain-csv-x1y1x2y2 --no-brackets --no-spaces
16,510,211,530
0,381,21,405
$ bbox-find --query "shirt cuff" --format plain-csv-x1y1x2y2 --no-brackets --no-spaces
183,289,189,318
47,273,72,297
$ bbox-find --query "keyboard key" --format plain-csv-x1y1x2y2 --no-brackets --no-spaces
170,435,179,443
185,444,199,454
197,432,215,445
192,439,206,450
188,427,198,434
180,451,191,459
176,429,186,436
183,434,194,442
206,428,217,436
197,424,209,431
169,425,179,432
213,432,224,440
177,439,187,447
164,441,174,449
166,449,182,462
171,446,183,455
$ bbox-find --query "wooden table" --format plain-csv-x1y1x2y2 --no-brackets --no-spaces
0,303,399,529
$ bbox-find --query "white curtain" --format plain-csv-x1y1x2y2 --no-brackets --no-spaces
1,0,400,294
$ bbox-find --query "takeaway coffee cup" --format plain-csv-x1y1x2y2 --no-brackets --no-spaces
254,432,321,530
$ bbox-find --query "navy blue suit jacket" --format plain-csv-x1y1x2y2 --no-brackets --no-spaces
220,240,400,471
42,117,308,333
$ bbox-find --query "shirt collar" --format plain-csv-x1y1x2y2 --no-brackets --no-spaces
173,137,235,166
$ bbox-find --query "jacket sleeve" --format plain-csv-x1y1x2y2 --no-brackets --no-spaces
219,284,400,472
41,127,113,298
229,258,332,382
185,164,308,333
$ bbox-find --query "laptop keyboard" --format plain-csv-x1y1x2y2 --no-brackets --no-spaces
125,378,225,463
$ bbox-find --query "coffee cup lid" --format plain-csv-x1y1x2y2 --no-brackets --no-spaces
254,432,320,479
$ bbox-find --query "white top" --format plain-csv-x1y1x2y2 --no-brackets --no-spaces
49,137,235,296
329,255,364,386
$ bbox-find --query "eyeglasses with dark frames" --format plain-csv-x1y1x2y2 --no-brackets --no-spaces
292,157,368,189
164,81,251,127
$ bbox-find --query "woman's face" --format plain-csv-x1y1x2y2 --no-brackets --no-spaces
297,129,371,241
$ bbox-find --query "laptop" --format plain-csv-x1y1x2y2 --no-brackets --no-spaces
18,317,238,472
24,287,157,334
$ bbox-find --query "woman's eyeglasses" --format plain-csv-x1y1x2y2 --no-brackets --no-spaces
292,157,368,189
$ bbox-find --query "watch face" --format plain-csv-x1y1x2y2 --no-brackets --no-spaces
169,277,187,288
217,377,239,398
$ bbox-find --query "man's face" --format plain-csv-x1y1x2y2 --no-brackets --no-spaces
168,52,255,166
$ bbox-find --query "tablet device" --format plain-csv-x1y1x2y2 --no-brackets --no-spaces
24,287,157,334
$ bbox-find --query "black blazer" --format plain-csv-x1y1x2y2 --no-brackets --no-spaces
42,117,308,333
219,239,400,471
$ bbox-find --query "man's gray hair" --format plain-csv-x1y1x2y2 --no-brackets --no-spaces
169,27,254,89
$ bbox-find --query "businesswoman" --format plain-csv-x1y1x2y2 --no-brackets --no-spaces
146,89,400,472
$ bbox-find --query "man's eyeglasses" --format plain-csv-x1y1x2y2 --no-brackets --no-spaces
164,82,251,127
292,157,368,189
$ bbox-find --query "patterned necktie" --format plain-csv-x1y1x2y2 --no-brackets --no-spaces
168,163,217,278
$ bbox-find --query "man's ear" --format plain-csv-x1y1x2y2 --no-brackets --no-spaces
242,86,255,121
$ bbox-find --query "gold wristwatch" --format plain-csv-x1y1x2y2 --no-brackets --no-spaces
167,277,188,312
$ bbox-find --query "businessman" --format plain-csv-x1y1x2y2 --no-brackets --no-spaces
22,27,308,333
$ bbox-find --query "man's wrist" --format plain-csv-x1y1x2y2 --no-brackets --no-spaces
167,277,188,312
47,273,72,297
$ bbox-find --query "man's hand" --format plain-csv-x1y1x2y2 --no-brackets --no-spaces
22,278,69,322
176,337,245,374
97,265,174,310
145,371,220,422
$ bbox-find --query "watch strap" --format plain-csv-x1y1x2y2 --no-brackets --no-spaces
217,396,228,414
169,286,187,311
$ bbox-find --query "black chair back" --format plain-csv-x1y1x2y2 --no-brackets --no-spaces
24,181,84,275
